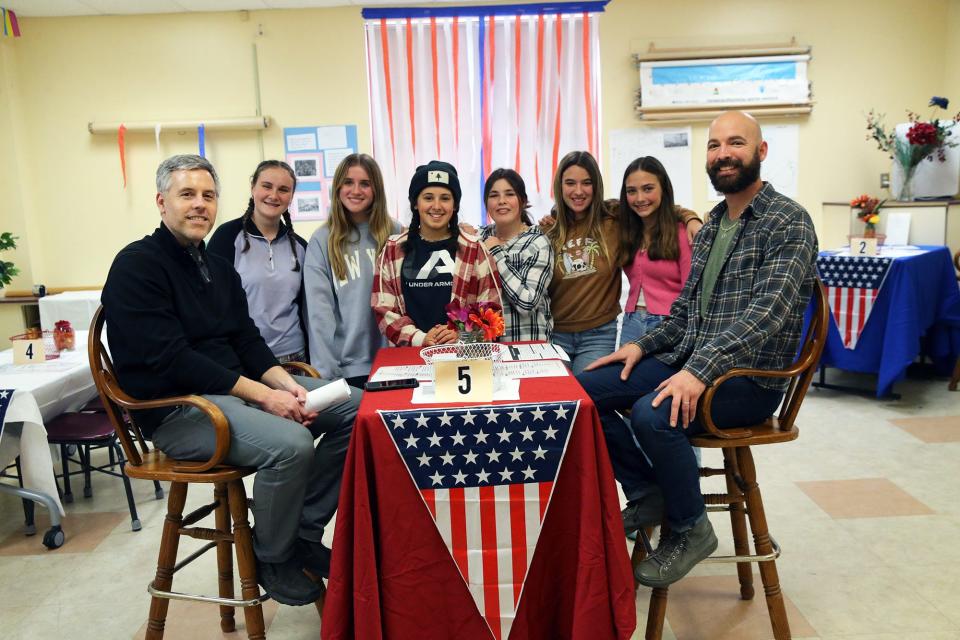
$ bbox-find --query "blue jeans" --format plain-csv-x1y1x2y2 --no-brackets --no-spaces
552,318,618,375
619,309,666,348
578,357,783,531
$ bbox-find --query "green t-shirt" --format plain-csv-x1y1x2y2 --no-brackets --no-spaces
699,216,740,319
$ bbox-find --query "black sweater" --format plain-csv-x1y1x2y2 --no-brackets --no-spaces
101,223,278,434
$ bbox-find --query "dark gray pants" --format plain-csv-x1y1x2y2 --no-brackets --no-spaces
151,376,361,562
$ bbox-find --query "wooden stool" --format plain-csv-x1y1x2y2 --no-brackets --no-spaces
633,281,829,640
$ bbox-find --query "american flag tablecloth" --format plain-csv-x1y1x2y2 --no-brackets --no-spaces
379,402,578,640
322,346,635,640
817,254,893,349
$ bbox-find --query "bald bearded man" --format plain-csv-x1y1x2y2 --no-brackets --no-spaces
578,111,818,587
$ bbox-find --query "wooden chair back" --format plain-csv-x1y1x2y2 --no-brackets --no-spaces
87,305,231,474
699,279,829,439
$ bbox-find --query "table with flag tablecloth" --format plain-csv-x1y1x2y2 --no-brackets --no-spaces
811,245,960,397
322,347,636,640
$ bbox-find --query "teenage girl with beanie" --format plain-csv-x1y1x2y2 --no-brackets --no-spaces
303,154,400,387
208,160,308,362
618,156,698,346
545,151,700,374
479,168,553,342
372,160,502,347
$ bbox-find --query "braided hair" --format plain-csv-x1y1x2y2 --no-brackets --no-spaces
242,160,300,271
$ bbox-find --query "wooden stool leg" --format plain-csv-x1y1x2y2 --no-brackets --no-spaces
645,587,668,640
227,480,266,640
724,448,754,599
145,481,188,640
736,447,791,640
214,482,236,633
948,354,959,391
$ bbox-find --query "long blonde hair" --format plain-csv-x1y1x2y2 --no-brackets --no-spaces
327,154,393,281
547,150,611,265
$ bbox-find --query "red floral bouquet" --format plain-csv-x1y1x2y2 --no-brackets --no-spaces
865,96,959,198
445,300,505,342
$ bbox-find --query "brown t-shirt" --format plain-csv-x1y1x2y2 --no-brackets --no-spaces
549,215,621,333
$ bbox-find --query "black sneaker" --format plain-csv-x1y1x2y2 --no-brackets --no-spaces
634,513,718,588
622,490,665,535
296,538,331,578
256,555,324,606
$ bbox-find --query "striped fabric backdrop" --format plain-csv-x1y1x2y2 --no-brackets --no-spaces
363,4,604,226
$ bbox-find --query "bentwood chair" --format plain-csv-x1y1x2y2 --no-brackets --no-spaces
88,306,322,639
632,281,829,640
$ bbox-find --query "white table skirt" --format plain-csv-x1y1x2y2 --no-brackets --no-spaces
38,290,102,332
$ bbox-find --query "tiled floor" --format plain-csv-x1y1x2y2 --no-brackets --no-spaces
1,369,958,639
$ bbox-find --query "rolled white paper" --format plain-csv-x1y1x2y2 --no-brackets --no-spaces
304,378,352,413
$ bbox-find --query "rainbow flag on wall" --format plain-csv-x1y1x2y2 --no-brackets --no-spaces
2,7,22,38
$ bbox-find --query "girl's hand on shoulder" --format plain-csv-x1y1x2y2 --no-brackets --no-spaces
685,218,704,242
538,214,556,230
459,221,479,235
483,237,503,251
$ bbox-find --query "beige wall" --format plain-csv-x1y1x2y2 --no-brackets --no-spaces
0,0,957,306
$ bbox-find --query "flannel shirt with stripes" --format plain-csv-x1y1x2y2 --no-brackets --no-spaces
635,183,818,391
372,230,503,347
479,225,554,342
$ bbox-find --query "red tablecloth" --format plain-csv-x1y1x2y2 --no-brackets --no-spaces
322,347,635,640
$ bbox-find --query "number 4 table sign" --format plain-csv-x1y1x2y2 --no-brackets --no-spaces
11,335,45,364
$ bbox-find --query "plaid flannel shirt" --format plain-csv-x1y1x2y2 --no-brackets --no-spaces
479,225,554,342
372,229,503,347
635,183,818,391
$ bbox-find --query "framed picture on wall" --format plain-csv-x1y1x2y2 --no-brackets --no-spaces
288,153,322,182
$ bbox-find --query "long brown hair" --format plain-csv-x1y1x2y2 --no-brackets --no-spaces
243,160,300,271
326,154,393,281
546,151,611,265
618,156,682,267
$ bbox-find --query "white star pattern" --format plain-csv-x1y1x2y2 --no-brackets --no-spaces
391,415,406,430
519,427,535,441
462,411,477,425
543,426,558,440
521,466,536,480
463,450,479,465
452,470,467,485
484,409,499,423
509,447,524,462
416,413,430,428
438,412,453,427
486,450,502,463
474,429,489,444
497,428,512,443
533,445,547,460
476,469,491,483
417,453,431,467
553,405,569,420
404,434,419,449
530,406,546,421
440,451,455,465
429,471,444,486
498,468,514,482
427,432,443,447
508,408,522,422
450,431,466,446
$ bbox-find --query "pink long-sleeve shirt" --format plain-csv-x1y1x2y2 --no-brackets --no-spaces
623,221,693,315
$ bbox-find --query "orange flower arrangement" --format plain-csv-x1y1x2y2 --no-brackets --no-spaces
446,301,505,342
850,194,885,234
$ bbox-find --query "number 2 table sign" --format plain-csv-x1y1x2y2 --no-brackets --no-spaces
434,358,493,403
850,236,878,256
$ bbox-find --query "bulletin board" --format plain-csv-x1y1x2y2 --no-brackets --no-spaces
284,125,358,221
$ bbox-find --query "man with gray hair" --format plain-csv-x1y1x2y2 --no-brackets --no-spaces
102,154,360,606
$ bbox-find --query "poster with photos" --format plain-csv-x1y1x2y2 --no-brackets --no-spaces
284,125,358,221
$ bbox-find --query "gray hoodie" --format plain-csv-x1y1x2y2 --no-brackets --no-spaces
304,220,400,379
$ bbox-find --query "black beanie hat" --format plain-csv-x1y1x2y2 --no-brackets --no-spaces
408,160,462,210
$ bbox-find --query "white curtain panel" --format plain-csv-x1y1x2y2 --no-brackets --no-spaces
364,9,602,226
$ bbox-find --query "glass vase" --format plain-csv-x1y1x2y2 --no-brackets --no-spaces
894,162,917,201
459,329,485,344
